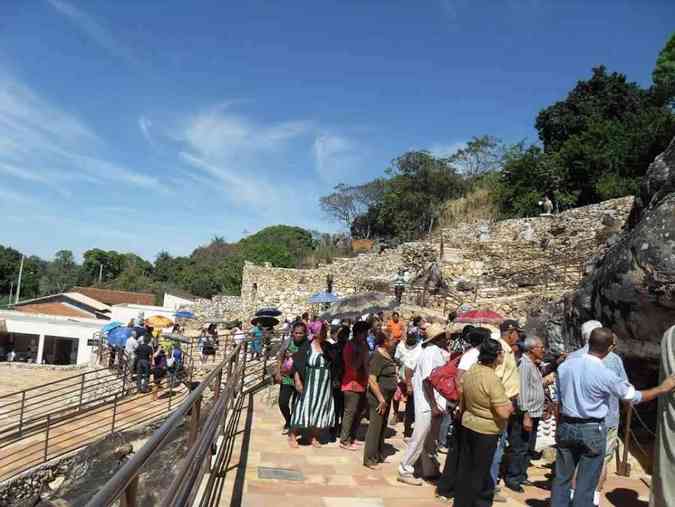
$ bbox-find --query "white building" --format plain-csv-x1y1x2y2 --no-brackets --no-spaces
0,310,103,366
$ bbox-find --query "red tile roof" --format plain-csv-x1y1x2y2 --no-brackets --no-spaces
15,303,94,318
71,287,156,306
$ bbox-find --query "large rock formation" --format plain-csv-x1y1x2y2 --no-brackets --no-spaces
535,137,675,362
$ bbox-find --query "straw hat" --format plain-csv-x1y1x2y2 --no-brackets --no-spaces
422,322,447,344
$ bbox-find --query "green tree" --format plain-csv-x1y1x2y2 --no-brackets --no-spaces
40,250,80,294
81,249,126,285
447,135,506,178
653,32,675,107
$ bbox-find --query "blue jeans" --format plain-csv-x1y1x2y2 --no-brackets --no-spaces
489,430,507,487
551,420,607,507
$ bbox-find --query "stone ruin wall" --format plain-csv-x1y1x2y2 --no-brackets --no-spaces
194,196,635,325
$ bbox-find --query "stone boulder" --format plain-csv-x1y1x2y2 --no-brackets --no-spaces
537,137,675,361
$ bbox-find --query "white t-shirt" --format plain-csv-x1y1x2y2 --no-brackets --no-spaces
458,347,480,371
125,336,138,355
395,342,423,372
412,344,447,413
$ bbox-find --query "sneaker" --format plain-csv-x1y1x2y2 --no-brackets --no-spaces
339,442,359,451
397,473,423,486
493,493,507,503
437,445,448,454
282,426,289,435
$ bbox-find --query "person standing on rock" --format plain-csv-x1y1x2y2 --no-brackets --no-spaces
650,324,675,507
551,327,675,507
275,321,308,434
397,322,449,486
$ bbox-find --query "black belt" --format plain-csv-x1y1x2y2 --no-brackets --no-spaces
561,415,603,424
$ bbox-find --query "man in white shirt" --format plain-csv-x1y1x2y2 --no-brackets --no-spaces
125,331,139,373
398,322,449,486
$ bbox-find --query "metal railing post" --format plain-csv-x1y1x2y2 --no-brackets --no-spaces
120,475,139,507
214,369,222,400
188,397,202,447
111,393,118,432
19,391,26,437
618,405,633,477
78,373,86,412
44,414,50,461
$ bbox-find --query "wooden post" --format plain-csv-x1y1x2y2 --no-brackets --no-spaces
111,393,118,432
19,391,25,437
214,369,223,399
120,475,139,507
617,404,633,477
78,373,86,412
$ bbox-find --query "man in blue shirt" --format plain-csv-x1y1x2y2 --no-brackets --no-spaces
569,320,627,505
552,327,675,507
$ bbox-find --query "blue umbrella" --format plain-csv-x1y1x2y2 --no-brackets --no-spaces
101,321,123,334
107,327,133,347
175,310,195,319
308,291,339,304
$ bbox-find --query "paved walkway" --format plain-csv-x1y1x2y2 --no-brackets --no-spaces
228,386,651,507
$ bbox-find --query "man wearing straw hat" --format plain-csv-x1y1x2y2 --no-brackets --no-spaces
398,322,450,486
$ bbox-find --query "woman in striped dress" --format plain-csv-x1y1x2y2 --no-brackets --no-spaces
289,321,335,448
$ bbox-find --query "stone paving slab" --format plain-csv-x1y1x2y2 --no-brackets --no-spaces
228,386,652,507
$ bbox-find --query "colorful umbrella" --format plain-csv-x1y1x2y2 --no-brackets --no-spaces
101,321,123,334
455,309,504,325
107,327,133,347
146,315,174,328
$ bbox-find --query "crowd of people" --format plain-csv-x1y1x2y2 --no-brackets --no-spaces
271,311,675,507
107,318,189,395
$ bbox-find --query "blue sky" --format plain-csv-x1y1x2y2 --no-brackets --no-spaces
1,1,673,261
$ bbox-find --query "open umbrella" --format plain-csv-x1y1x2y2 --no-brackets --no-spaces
107,327,133,347
255,307,282,317
455,309,504,325
101,321,123,334
175,310,195,319
146,315,174,328
319,291,397,321
308,291,339,304
251,316,279,328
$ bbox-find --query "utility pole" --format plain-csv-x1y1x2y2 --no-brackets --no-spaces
98,263,103,285
15,255,24,304
8,281,13,303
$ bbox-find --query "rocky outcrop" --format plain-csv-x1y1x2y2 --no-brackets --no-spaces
536,137,675,361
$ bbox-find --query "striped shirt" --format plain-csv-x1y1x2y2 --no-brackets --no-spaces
517,354,545,417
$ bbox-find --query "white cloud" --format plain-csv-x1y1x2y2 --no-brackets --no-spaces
428,141,466,158
177,106,312,214
313,134,360,182
138,115,154,146
0,69,169,194
45,0,136,64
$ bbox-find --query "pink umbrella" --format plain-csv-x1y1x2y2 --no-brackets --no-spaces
455,309,504,325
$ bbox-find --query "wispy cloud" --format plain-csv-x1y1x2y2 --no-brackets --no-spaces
45,0,137,64
0,68,169,194
138,115,154,146
177,105,312,214
428,141,465,158
313,134,361,183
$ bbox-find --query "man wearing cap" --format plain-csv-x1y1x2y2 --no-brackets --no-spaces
552,327,675,507
397,322,449,486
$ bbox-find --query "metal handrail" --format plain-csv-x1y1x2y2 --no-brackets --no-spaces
85,336,274,507
84,340,250,506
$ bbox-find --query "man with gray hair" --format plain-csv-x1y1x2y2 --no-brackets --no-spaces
505,335,547,492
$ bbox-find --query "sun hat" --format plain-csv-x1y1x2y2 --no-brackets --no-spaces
422,322,447,344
